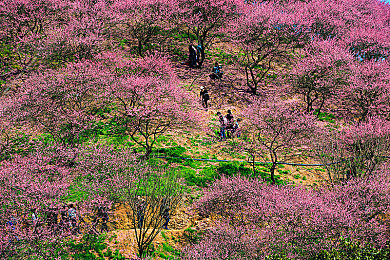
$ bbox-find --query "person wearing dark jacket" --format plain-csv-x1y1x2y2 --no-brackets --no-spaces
189,45,197,68
160,198,170,230
226,110,234,138
137,198,146,229
200,86,210,109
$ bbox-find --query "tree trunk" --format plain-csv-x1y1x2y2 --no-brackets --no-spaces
251,154,256,178
142,148,152,160
138,40,143,57
270,163,276,185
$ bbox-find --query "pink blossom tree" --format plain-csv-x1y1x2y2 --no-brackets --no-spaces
229,1,309,94
0,0,113,90
0,154,71,259
337,61,390,122
176,0,240,67
290,40,352,115
3,59,112,150
108,53,200,158
0,0,64,83
314,117,390,183
113,0,175,56
187,170,390,259
241,99,316,184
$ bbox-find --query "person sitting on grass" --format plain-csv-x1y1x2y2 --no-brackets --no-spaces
209,62,223,80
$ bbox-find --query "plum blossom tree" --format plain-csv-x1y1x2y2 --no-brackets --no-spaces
229,1,309,94
108,53,199,158
113,0,175,56
240,99,316,184
0,154,71,259
176,0,240,67
4,59,112,150
337,60,390,122
314,117,390,183
0,0,65,83
187,171,390,259
290,40,352,114
0,0,112,89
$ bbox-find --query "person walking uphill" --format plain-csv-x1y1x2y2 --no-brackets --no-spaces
217,112,227,141
200,86,210,109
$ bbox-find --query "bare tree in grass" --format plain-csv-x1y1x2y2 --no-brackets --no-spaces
79,144,184,258
125,170,183,258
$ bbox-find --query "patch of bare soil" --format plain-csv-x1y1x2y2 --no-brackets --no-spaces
101,199,211,259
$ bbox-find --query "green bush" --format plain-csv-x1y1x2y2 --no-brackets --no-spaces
216,162,253,177
154,146,187,163
182,166,218,187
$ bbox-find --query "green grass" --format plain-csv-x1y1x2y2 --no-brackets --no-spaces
314,109,336,124
67,234,126,260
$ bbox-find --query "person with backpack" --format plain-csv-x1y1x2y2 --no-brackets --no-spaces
217,112,227,141
160,198,170,230
200,86,210,109
209,62,223,79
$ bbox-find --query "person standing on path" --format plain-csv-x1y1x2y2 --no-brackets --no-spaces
200,86,210,110
217,112,227,141
137,197,146,229
160,198,170,230
189,44,197,68
226,110,234,138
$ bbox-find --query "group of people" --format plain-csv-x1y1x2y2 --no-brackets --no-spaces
199,87,241,140
6,204,110,241
136,197,170,230
217,110,241,140
188,43,224,81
